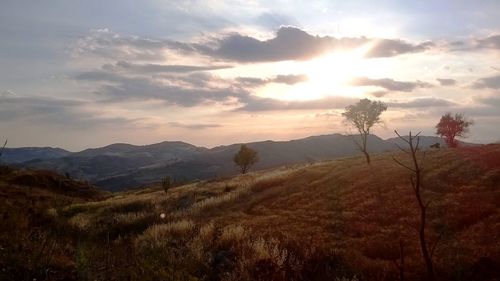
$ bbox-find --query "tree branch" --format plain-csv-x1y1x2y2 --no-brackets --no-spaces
393,156,416,173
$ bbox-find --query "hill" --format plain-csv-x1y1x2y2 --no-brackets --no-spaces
1,147,71,163
0,165,107,280
13,134,397,190
1,145,498,280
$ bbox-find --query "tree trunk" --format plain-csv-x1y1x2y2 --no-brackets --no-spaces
362,150,371,164
399,239,405,281
419,204,435,281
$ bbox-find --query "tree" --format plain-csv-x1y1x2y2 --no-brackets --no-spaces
162,176,172,195
0,139,7,160
233,144,258,174
436,113,473,148
393,131,437,281
342,98,387,164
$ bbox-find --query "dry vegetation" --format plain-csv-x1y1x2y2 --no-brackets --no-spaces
1,145,500,280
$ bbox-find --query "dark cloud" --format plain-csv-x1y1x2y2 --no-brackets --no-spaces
475,95,500,108
235,77,268,87
387,97,455,108
369,91,389,98
72,29,169,60
436,78,457,86
365,39,434,58
108,60,232,73
168,122,222,130
476,34,500,50
74,27,434,63
272,74,308,84
191,26,433,62
75,70,247,107
235,74,308,88
236,95,357,112
351,77,433,92
471,75,500,89
75,70,124,82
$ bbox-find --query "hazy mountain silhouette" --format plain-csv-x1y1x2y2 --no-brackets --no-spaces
1,147,71,163
5,134,476,191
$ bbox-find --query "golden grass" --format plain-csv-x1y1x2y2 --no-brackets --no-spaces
8,145,498,280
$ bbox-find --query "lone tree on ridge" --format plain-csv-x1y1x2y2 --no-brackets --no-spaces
435,113,473,148
342,98,387,164
233,144,258,174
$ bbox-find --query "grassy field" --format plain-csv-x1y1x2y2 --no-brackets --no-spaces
1,145,499,280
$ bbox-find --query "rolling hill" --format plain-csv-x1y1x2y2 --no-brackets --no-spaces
1,147,71,163
1,144,498,280
5,134,476,191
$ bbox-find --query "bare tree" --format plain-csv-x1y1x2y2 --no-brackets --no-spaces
436,113,473,147
342,98,387,164
233,144,258,174
392,131,435,281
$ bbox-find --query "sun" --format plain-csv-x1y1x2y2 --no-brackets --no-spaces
279,42,381,101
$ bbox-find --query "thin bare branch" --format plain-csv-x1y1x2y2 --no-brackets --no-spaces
394,130,411,145
394,143,410,154
392,156,416,172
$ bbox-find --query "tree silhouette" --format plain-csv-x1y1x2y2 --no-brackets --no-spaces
233,144,258,174
393,131,436,281
342,98,387,164
162,176,172,195
0,139,7,160
436,113,473,148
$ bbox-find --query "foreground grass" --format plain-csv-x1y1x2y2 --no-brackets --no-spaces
1,145,499,280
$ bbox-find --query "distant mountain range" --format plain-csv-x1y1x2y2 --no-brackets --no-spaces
1,134,475,191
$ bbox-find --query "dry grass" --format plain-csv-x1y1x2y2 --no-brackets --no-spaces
2,145,500,280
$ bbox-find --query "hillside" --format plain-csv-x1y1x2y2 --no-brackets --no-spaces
13,134,398,190
1,145,498,280
1,147,71,163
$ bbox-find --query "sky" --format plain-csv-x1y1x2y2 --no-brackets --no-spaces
1,0,500,151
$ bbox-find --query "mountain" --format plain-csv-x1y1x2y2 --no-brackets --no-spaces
23,141,206,190
7,134,476,191
0,147,71,163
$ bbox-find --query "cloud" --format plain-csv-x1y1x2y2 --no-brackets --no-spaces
72,29,170,60
272,74,308,84
472,75,500,89
0,90,17,97
369,91,389,98
365,39,434,58
350,77,433,92
236,95,358,112
168,122,222,130
475,95,500,108
73,27,435,64
476,34,500,50
436,78,457,86
191,26,433,62
387,97,456,108
75,70,248,107
236,74,308,87
255,12,297,29
107,60,233,73
0,94,139,129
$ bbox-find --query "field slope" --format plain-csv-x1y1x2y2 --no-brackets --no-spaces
1,145,499,281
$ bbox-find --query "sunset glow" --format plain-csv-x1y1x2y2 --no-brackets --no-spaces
1,1,500,149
